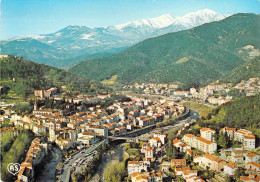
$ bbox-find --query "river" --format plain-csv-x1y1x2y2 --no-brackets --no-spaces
35,145,62,182
34,109,198,182
89,109,199,182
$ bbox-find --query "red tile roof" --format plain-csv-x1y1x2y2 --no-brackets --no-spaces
246,162,260,168
204,153,223,163
225,162,238,168
185,134,195,138
171,159,186,163
196,137,213,145
173,138,180,144
246,153,257,158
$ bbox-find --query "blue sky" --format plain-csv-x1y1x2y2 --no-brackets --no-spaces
1,0,260,40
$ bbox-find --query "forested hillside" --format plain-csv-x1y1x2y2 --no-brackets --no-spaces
197,94,260,137
221,57,260,84
0,56,110,97
70,13,260,88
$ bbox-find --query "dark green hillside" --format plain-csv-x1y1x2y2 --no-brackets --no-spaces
0,56,109,97
198,94,260,138
70,13,260,87
221,57,260,84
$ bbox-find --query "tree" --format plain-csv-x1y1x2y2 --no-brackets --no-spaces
104,160,125,182
172,146,177,159
206,113,212,120
234,167,245,180
212,132,218,144
224,176,232,182
166,142,173,160
218,131,231,149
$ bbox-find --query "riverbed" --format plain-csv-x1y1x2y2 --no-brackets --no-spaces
35,145,62,182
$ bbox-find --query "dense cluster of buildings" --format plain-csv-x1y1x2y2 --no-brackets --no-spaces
235,77,260,96
127,133,166,182
127,130,208,181
0,126,19,137
123,83,179,95
1,77,259,181
3,94,185,151
171,124,259,181
190,78,260,104
181,127,256,153
125,77,260,106
15,138,48,182
126,129,208,182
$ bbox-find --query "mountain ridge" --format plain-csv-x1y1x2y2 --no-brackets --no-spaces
1,9,227,68
69,13,260,88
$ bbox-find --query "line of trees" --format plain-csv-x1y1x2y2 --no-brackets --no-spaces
1,130,34,181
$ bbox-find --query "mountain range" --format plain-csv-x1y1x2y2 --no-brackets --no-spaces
1,9,226,69
69,13,260,88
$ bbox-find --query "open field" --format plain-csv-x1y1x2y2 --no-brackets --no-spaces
182,100,215,117
101,75,119,85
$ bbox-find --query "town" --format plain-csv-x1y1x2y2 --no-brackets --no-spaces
1,77,259,182
123,77,260,105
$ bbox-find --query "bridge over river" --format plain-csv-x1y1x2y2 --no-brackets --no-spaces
57,108,199,182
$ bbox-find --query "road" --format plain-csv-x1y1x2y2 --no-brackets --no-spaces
58,140,105,182
163,109,198,131
139,109,199,140
58,109,199,182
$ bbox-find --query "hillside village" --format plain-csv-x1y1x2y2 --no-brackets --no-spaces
124,77,260,105
1,91,188,181
2,93,185,145
1,3,260,182
124,122,259,182
1,81,259,182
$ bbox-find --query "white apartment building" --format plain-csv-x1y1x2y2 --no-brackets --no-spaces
194,137,217,154
127,161,148,175
200,128,215,142
235,129,256,150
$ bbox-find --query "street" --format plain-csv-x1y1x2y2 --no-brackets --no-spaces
57,109,199,182
58,140,105,182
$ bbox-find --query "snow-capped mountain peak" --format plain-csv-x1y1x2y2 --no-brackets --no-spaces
149,14,176,28
1,9,230,69
108,9,225,32
172,9,226,27
182,9,225,20
110,13,176,30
